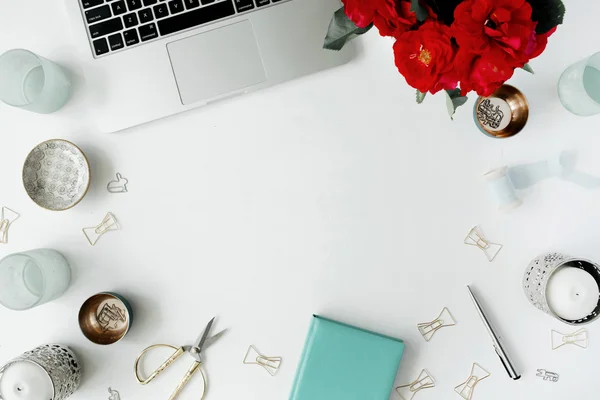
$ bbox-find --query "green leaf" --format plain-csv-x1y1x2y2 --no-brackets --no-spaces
323,7,373,51
410,0,429,22
521,63,535,74
416,90,427,104
526,0,566,34
445,89,468,120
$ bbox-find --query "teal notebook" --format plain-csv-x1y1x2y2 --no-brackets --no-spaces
289,315,405,400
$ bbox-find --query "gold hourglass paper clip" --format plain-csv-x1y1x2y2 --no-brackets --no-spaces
0,207,20,244
83,213,119,246
551,328,588,350
417,307,456,342
396,369,435,400
464,226,502,262
454,363,490,400
243,345,282,376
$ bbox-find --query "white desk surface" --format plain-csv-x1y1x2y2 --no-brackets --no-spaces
2,1,600,399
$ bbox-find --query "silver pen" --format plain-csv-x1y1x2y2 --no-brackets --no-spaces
467,285,521,380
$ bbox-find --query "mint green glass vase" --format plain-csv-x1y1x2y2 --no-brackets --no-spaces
0,49,72,114
0,249,71,310
558,52,600,116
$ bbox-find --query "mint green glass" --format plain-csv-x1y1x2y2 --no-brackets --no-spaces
558,52,600,116
0,49,71,114
0,249,71,311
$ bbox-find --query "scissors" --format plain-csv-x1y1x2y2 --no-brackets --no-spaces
135,317,226,400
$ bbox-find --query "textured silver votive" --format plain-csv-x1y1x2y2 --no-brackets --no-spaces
523,253,600,325
0,344,82,400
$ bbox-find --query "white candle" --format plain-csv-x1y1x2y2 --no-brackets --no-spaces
0,361,54,400
546,267,600,321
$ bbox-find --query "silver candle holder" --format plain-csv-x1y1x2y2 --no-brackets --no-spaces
0,344,82,400
523,253,600,325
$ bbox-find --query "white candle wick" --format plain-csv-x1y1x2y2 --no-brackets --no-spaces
547,266,600,321
0,361,53,400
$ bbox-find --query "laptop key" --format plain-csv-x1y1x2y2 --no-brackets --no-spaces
89,17,124,38
108,33,125,50
153,3,169,18
233,0,254,13
139,23,159,41
85,4,112,23
168,0,184,14
184,0,200,9
158,0,235,36
123,28,140,45
111,1,127,15
138,9,154,23
200,0,214,4
123,12,139,27
126,0,143,10
83,0,104,9
93,37,110,56
143,0,158,5
256,0,269,6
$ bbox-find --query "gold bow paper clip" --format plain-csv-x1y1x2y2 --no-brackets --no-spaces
551,328,588,350
464,226,502,262
454,363,490,400
243,345,282,376
83,213,119,246
396,369,435,400
417,307,456,342
0,207,20,244
536,369,559,383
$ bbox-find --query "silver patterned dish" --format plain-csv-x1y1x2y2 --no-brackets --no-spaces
23,139,90,211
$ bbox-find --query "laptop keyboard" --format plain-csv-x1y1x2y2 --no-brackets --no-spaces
81,0,286,58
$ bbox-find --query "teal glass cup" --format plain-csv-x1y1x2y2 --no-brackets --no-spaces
558,52,600,116
0,249,71,311
0,49,72,114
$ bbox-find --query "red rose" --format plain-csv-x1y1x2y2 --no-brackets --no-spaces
529,27,557,59
393,21,458,94
342,0,377,28
452,0,537,64
373,0,418,37
342,0,419,37
456,47,516,96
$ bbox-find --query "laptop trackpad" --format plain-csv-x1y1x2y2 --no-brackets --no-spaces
167,20,266,105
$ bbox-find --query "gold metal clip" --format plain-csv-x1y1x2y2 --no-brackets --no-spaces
464,226,502,262
0,207,20,244
454,363,490,400
243,345,282,376
417,307,456,342
83,213,119,246
551,328,588,350
396,369,435,400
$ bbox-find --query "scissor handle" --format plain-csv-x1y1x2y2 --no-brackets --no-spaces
168,361,207,400
135,344,185,385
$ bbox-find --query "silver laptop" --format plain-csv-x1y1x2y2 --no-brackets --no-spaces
64,0,354,133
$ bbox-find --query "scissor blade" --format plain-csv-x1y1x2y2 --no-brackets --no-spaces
194,317,215,350
203,329,227,350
